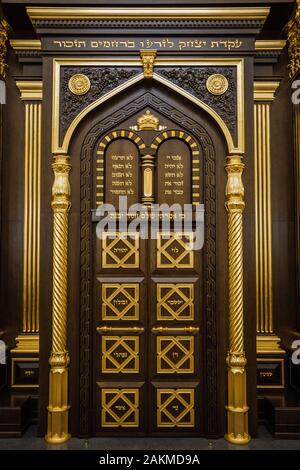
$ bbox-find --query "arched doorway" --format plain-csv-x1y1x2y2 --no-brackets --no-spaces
76,89,223,437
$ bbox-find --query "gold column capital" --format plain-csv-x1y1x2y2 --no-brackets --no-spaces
140,50,157,78
49,351,70,368
227,351,247,369
16,81,43,101
253,81,281,102
52,155,71,212
225,155,245,213
0,17,9,79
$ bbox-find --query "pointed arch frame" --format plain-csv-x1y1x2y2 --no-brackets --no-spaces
52,57,244,156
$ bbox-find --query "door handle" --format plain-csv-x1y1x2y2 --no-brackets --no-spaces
97,326,145,333
151,326,199,334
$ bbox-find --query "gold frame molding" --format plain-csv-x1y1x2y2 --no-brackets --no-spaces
52,57,244,155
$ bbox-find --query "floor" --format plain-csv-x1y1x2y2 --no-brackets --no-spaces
0,425,299,450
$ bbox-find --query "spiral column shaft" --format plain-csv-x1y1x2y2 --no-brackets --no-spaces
46,155,71,444
225,155,250,445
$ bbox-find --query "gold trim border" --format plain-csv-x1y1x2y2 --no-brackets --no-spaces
27,7,270,21
52,57,244,155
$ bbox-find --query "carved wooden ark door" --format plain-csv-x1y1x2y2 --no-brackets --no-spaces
92,107,205,436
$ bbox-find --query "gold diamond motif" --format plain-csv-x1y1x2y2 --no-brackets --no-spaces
102,336,139,373
157,233,194,268
157,336,194,373
102,232,139,268
102,284,139,320
157,389,194,428
101,388,139,427
157,284,194,321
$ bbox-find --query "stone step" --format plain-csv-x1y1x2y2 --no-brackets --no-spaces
263,390,300,439
0,390,37,437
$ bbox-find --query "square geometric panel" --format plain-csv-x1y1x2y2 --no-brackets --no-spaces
102,284,139,321
157,336,194,374
156,232,194,269
102,232,139,268
157,284,194,321
102,336,139,373
157,389,195,428
101,388,139,427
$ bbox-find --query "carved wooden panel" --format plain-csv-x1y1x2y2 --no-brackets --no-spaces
156,388,195,428
157,283,194,321
102,283,139,321
156,336,194,374
101,336,140,374
101,388,140,428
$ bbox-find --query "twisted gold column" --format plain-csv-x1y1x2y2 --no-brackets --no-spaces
225,155,250,445
46,155,71,444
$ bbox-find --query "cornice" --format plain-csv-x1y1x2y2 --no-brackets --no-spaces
10,39,42,50
26,7,271,21
25,7,270,32
255,40,286,51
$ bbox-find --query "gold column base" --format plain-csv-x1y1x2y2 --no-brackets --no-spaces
256,334,285,355
11,334,39,353
225,353,251,445
45,352,70,444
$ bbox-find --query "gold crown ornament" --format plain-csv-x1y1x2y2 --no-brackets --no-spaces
130,110,167,132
